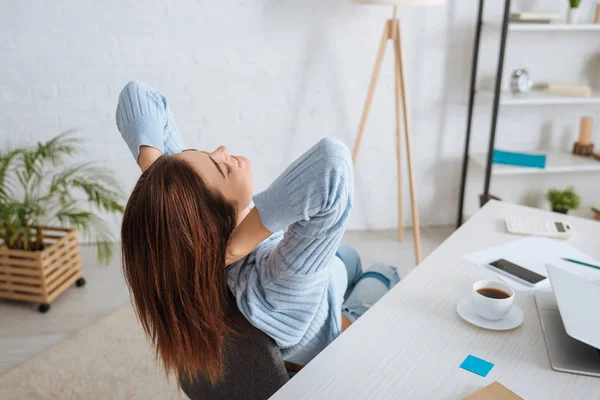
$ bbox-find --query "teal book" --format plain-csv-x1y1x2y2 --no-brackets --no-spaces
492,149,546,169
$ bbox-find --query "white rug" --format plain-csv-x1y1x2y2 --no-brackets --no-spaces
0,303,186,400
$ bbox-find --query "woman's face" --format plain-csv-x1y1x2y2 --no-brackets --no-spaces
175,146,253,213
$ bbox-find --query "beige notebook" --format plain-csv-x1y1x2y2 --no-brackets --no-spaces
463,382,523,400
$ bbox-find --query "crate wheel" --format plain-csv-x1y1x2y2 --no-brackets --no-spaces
38,303,51,313
76,278,86,288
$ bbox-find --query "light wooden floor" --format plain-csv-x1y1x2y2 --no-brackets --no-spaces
0,226,453,376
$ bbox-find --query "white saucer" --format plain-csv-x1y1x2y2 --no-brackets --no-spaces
456,297,524,331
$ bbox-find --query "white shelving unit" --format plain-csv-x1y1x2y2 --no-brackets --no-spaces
470,152,600,176
457,10,600,226
477,91,600,105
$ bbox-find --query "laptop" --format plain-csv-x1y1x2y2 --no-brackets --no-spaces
534,264,600,377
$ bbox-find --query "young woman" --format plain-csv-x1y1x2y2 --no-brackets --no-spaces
117,81,400,386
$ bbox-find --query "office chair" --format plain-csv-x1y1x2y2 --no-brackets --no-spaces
179,290,293,400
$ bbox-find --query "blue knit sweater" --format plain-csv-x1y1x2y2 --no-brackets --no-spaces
227,138,352,364
116,81,352,365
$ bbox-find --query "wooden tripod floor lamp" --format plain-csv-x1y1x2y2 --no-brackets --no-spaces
352,0,445,264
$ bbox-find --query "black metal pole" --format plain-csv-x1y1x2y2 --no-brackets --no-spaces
456,0,485,228
482,0,511,205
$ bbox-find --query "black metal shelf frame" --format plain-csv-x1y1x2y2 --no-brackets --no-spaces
456,0,512,228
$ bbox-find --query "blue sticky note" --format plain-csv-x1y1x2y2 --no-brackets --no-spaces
460,355,494,377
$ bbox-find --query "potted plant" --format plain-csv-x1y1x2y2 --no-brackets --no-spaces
568,0,581,24
546,186,581,214
0,131,124,312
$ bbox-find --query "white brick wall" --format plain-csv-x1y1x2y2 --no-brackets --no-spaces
1,0,599,240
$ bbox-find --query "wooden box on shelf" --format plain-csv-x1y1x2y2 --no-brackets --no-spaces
0,226,85,312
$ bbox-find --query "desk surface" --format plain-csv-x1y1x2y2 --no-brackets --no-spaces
272,201,600,399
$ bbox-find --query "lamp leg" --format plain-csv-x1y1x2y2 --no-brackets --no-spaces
393,20,421,265
393,29,403,242
352,23,390,162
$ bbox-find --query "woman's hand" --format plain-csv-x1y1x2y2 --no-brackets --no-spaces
225,207,272,266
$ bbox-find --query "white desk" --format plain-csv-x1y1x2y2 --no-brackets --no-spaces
272,201,600,399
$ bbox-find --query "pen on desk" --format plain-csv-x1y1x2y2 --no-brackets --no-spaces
561,258,600,271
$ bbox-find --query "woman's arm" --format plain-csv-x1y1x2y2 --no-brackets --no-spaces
227,138,352,268
225,138,351,266
226,138,353,349
138,146,162,172
225,208,272,265
116,81,185,167
252,138,352,237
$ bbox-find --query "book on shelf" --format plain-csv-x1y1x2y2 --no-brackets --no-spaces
492,149,547,169
510,19,554,24
533,83,592,97
510,12,560,23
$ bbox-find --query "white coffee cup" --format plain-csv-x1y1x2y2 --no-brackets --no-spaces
471,280,514,321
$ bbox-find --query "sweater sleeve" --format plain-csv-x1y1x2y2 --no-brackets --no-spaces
115,81,173,161
253,137,353,239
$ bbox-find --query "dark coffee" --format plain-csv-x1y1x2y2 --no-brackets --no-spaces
477,288,510,299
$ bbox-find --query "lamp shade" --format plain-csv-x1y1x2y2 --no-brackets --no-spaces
353,0,445,5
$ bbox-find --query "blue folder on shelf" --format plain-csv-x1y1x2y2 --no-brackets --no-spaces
492,149,546,169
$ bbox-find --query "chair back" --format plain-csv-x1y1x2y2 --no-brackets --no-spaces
180,290,289,400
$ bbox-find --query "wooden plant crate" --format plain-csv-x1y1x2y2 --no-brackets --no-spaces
0,226,85,312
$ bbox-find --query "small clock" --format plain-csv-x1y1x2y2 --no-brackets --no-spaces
510,68,532,95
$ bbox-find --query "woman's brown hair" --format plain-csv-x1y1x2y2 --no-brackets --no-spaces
121,155,237,385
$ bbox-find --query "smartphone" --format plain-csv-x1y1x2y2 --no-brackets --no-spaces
488,259,547,286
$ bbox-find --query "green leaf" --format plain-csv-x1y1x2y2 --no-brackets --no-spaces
8,227,20,247
22,227,30,251
0,131,123,263
546,186,581,211
33,130,81,166
0,149,21,202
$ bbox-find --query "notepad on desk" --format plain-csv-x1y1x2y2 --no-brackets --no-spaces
463,382,523,400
